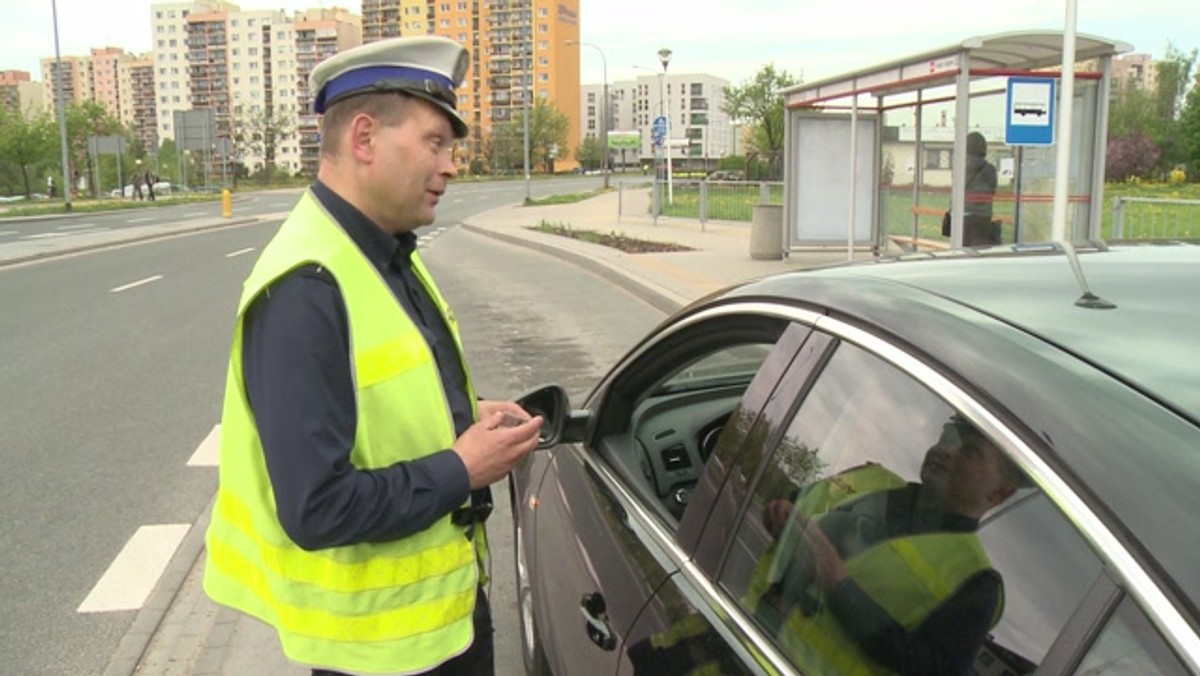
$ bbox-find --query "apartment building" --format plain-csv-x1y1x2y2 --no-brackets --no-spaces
151,2,234,144
39,55,92,114
596,72,732,170
295,8,362,176
123,57,158,153
361,0,581,171
0,70,46,118
1111,53,1159,92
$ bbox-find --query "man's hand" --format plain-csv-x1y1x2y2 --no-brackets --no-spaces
477,399,534,425
454,410,543,489
792,515,848,591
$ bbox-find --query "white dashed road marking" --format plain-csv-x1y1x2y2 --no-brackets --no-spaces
188,425,221,467
225,247,255,258
23,228,108,239
77,524,191,613
57,223,97,231
110,275,163,293
127,217,154,224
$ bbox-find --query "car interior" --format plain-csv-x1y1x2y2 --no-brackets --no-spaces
590,316,787,524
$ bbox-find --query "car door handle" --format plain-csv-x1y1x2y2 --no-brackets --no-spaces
580,592,616,651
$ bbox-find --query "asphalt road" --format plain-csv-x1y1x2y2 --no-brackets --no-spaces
0,176,656,675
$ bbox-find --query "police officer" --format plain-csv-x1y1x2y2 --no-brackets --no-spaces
204,36,542,676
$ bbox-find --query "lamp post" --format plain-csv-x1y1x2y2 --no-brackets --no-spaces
633,64,665,219
567,40,608,188
658,48,673,205
50,0,72,211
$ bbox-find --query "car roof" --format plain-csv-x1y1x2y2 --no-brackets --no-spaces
718,243,1200,611
735,243,1200,421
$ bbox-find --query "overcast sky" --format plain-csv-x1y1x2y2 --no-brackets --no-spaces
1,0,1197,87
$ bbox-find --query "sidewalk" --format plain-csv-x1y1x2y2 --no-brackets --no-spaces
87,188,870,676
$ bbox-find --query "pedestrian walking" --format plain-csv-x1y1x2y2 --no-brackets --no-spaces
203,36,542,676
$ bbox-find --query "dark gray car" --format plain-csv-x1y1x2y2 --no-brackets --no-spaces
510,242,1200,675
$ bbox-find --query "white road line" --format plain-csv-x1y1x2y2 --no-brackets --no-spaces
57,223,97,231
23,228,107,239
127,217,154,224
225,247,255,259
187,425,221,467
0,230,17,236
77,524,191,613
184,211,206,217
110,275,163,293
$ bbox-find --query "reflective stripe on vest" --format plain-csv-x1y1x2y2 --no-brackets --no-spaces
204,191,482,674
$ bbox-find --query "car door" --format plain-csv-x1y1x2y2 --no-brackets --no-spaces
701,324,1152,675
522,309,809,675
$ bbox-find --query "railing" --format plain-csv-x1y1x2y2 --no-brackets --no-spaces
1110,197,1200,240
618,179,784,227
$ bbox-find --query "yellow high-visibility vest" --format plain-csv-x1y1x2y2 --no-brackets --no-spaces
746,465,1000,675
204,190,485,674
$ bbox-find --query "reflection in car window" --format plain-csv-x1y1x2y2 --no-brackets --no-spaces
719,341,1103,675
1072,597,1188,676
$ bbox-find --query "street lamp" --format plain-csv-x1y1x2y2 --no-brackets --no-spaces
566,40,609,188
50,0,72,210
657,48,673,205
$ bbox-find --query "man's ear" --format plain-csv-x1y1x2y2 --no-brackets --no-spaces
348,113,376,164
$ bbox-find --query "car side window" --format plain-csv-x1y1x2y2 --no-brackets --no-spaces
593,316,791,525
1071,597,1189,676
718,340,1104,675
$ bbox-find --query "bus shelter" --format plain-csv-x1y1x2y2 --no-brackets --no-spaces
778,31,1131,254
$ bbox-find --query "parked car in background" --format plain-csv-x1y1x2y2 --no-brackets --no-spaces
511,242,1200,675
707,169,745,181
109,182,173,199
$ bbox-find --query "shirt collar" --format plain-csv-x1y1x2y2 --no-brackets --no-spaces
310,180,416,271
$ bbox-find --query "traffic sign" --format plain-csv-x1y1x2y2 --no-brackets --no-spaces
1005,76,1055,146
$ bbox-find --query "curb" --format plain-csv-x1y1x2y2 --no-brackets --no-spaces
102,498,215,676
460,222,687,315
0,217,261,268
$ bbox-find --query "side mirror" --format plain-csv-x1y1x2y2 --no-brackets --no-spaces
513,384,580,449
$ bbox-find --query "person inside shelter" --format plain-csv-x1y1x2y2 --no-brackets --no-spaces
745,415,1026,675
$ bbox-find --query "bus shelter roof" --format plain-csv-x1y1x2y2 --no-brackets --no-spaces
782,30,1132,107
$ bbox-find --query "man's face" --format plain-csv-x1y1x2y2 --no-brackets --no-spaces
365,98,458,233
920,422,1014,516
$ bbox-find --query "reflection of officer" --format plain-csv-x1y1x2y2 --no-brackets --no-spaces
747,417,1023,675
203,36,542,676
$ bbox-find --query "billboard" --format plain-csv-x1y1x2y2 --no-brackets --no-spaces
607,130,640,150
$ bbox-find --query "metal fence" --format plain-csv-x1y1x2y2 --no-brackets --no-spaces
1110,197,1200,240
618,179,785,227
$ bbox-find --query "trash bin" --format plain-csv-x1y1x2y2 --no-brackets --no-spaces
750,204,783,260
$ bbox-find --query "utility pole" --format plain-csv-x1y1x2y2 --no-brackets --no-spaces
51,0,72,211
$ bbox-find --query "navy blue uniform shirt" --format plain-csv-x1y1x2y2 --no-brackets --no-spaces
241,181,477,551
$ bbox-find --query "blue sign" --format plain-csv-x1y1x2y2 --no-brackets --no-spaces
652,115,667,146
1005,77,1056,146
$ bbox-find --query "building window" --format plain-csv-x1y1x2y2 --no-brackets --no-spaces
538,23,547,33
539,7,548,15
538,40,548,49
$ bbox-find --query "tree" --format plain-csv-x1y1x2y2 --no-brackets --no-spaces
0,108,55,197
722,64,800,163
1179,80,1200,177
232,104,298,183
1152,44,1198,170
64,101,123,197
575,136,603,171
1106,132,1161,181
489,98,571,174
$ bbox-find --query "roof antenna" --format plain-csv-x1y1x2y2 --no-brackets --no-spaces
1060,241,1116,310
